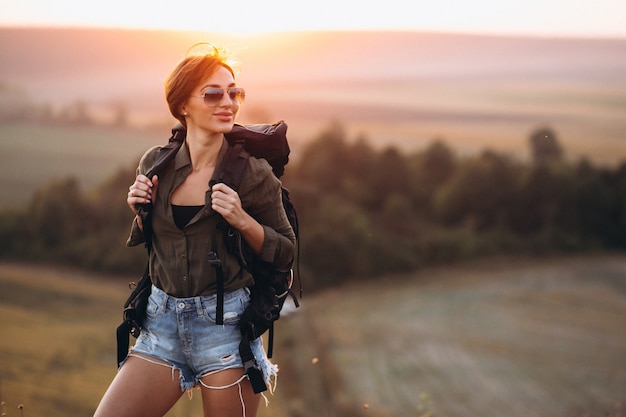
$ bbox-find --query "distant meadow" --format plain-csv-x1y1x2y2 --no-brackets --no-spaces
1,28,625,417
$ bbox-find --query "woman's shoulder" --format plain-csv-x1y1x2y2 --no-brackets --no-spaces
245,154,277,185
138,145,163,174
247,153,273,172
237,154,280,206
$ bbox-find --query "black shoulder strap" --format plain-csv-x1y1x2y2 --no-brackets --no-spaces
138,124,186,251
216,138,249,190
209,139,251,325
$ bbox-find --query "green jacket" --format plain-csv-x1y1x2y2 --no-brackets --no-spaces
127,138,296,298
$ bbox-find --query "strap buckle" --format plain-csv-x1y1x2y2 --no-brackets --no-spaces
243,359,267,393
208,251,221,267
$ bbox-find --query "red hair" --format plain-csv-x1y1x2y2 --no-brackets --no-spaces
165,44,236,127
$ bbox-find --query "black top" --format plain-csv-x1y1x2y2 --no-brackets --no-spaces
171,204,203,230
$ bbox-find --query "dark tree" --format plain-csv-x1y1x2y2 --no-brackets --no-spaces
529,127,563,164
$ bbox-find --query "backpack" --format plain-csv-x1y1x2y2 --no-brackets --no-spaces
116,121,300,394
212,127,300,393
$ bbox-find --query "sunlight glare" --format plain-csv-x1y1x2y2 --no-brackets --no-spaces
1,0,625,38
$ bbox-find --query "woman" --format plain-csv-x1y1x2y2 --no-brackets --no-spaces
94,44,296,417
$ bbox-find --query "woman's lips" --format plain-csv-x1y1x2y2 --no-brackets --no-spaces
215,112,233,121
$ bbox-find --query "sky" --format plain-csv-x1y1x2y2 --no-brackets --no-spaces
0,0,625,38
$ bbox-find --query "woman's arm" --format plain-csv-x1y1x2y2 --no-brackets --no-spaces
212,158,296,268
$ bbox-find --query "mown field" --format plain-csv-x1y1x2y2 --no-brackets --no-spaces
0,123,161,207
1,254,625,417
282,255,626,417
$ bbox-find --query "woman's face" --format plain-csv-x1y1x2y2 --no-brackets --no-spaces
183,65,241,135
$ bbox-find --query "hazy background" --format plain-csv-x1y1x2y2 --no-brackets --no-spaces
1,2,626,415
1,27,626,166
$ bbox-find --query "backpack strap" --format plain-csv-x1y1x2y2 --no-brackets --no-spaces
208,233,224,325
211,139,272,394
217,138,249,192
208,138,251,325
116,125,184,365
282,187,303,299
138,124,186,251
239,332,268,393
116,264,150,365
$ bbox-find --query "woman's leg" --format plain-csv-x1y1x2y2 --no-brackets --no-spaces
200,368,260,417
93,355,183,417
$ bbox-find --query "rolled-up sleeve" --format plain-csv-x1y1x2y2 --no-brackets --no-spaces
259,224,295,267
241,157,296,269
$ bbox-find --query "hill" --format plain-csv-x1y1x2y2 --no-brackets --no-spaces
1,254,625,416
1,28,626,164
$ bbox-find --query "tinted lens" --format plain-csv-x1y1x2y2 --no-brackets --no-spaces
202,88,225,105
202,87,245,105
228,88,246,102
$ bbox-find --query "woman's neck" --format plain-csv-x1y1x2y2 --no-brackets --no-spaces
185,128,223,171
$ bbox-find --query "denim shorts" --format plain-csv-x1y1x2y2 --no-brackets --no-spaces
127,285,277,392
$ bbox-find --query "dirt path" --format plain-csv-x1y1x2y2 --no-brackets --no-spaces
277,254,626,417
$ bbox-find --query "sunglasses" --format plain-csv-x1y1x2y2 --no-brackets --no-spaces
192,87,246,105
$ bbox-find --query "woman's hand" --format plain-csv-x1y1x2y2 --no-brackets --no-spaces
211,182,264,254
127,174,158,216
210,182,248,228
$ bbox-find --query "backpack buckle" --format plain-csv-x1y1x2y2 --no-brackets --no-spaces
208,251,221,267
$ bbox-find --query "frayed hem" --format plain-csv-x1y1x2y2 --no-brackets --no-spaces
125,352,191,392
260,361,279,396
197,362,278,406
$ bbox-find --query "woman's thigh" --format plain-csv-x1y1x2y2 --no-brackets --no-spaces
93,355,183,417
200,368,260,417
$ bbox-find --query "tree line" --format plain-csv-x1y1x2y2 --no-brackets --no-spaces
0,123,624,292
0,84,130,128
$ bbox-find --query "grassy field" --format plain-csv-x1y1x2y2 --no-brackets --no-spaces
272,254,626,417
1,254,625,416
0,123,162,207
2,116,626,209
0,263,212,417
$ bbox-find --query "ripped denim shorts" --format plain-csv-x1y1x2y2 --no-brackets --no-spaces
127,285,277,392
